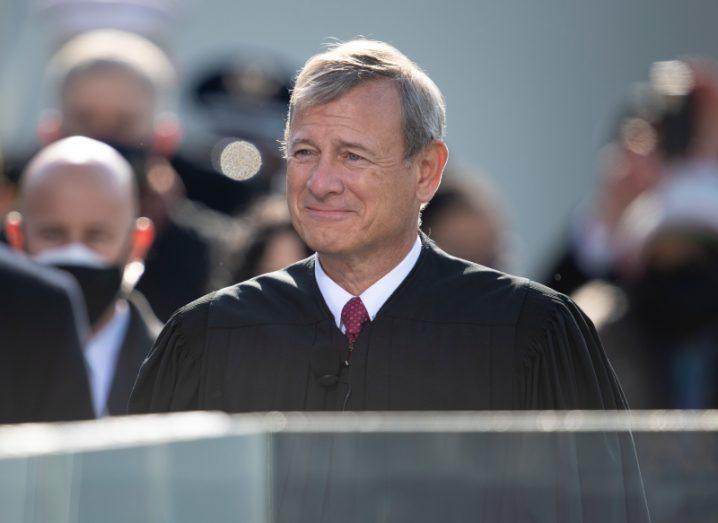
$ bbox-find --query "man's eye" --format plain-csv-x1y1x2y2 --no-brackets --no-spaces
39,229,64,242
86,231,112,244
293,149,314,158
345,152,364,162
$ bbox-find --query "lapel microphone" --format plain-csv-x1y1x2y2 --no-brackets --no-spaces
310,343,342,387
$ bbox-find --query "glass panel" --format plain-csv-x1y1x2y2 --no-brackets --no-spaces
0,413,267,523
1,411,717,523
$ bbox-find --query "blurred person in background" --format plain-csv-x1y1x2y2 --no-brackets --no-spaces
576,171,718,409
0,243,94,423
0,150,16,227
5,136,161,417
231,196,312,282
542,58,718,296
548,58,718,409
24,28,220,321
420,170,509,270
176,52,294,215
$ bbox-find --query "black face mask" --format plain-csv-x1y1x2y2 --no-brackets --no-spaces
631,260,718,341
55,265,124,326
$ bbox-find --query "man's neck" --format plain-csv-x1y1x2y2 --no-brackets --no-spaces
317,232,418,296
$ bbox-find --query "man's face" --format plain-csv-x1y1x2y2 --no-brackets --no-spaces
61,69,154,147
286,79,421,258
22,165,134,264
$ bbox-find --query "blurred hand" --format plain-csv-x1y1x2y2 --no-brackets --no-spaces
596,140,662,233
685,59,718,161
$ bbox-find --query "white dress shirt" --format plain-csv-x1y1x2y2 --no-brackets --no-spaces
84,300,131,417
314,235,422,331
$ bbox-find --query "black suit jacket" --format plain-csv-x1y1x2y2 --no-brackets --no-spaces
105,292,162,416
0,245,94,423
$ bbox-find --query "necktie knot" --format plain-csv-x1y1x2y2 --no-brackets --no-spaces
341,297,370,343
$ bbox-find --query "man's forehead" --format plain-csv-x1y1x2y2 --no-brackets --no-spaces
23,162,132,210
297,79,401,117
62,66,155,102
60,69,156,128
289,82,403,146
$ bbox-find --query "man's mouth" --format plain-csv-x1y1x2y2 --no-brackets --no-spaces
304,206,353,220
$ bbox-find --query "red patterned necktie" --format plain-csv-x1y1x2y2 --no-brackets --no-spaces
341,296,370,345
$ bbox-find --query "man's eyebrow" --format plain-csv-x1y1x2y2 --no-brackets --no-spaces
288,137,317,149
288,137,377,156
335,140,376,155
35,223,65,231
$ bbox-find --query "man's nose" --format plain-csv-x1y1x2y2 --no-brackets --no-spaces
306,155,344,199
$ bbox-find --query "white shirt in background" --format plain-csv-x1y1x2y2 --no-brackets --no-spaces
84,300,131,417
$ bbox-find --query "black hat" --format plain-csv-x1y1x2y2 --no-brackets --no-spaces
191,51,294,143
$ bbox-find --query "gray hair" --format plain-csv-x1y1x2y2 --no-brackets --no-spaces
284,39,446,160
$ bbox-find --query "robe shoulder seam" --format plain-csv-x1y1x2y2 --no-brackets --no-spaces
166,290,218,363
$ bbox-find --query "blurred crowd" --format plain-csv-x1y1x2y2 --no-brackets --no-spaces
2,3,718,423
543,59,718,409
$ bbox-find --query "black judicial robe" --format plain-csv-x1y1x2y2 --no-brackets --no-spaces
130,236,629,413
129,237,650,523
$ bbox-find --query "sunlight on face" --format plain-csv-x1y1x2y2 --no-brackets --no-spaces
286,80,421,259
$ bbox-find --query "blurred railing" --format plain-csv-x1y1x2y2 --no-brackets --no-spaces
1,411,716,523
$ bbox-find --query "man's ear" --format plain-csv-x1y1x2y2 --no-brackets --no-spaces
152,113,183,157
5,211,25,251
416,140,449,205
37,110,63,146
130,217,155,262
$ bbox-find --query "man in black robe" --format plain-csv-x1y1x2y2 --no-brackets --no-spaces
130,40,649,522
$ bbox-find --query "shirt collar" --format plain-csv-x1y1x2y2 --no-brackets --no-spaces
314,235,422,329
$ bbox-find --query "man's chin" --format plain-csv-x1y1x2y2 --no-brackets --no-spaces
307,242,347,257
303,234,353,257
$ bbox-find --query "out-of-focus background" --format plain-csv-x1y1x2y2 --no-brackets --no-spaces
3,0,718,276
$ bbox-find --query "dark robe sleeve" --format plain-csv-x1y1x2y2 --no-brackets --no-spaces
508,283,650,523
127,295,212,414
516,282,628,410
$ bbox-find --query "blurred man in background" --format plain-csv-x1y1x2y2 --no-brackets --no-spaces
555,59,718,408
34,29,219,321
543,59,718,296
420,171,509,270
181,51,294,214
2,137,93,424
6,136,160,417
0,150,15,225
578,171,718,408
